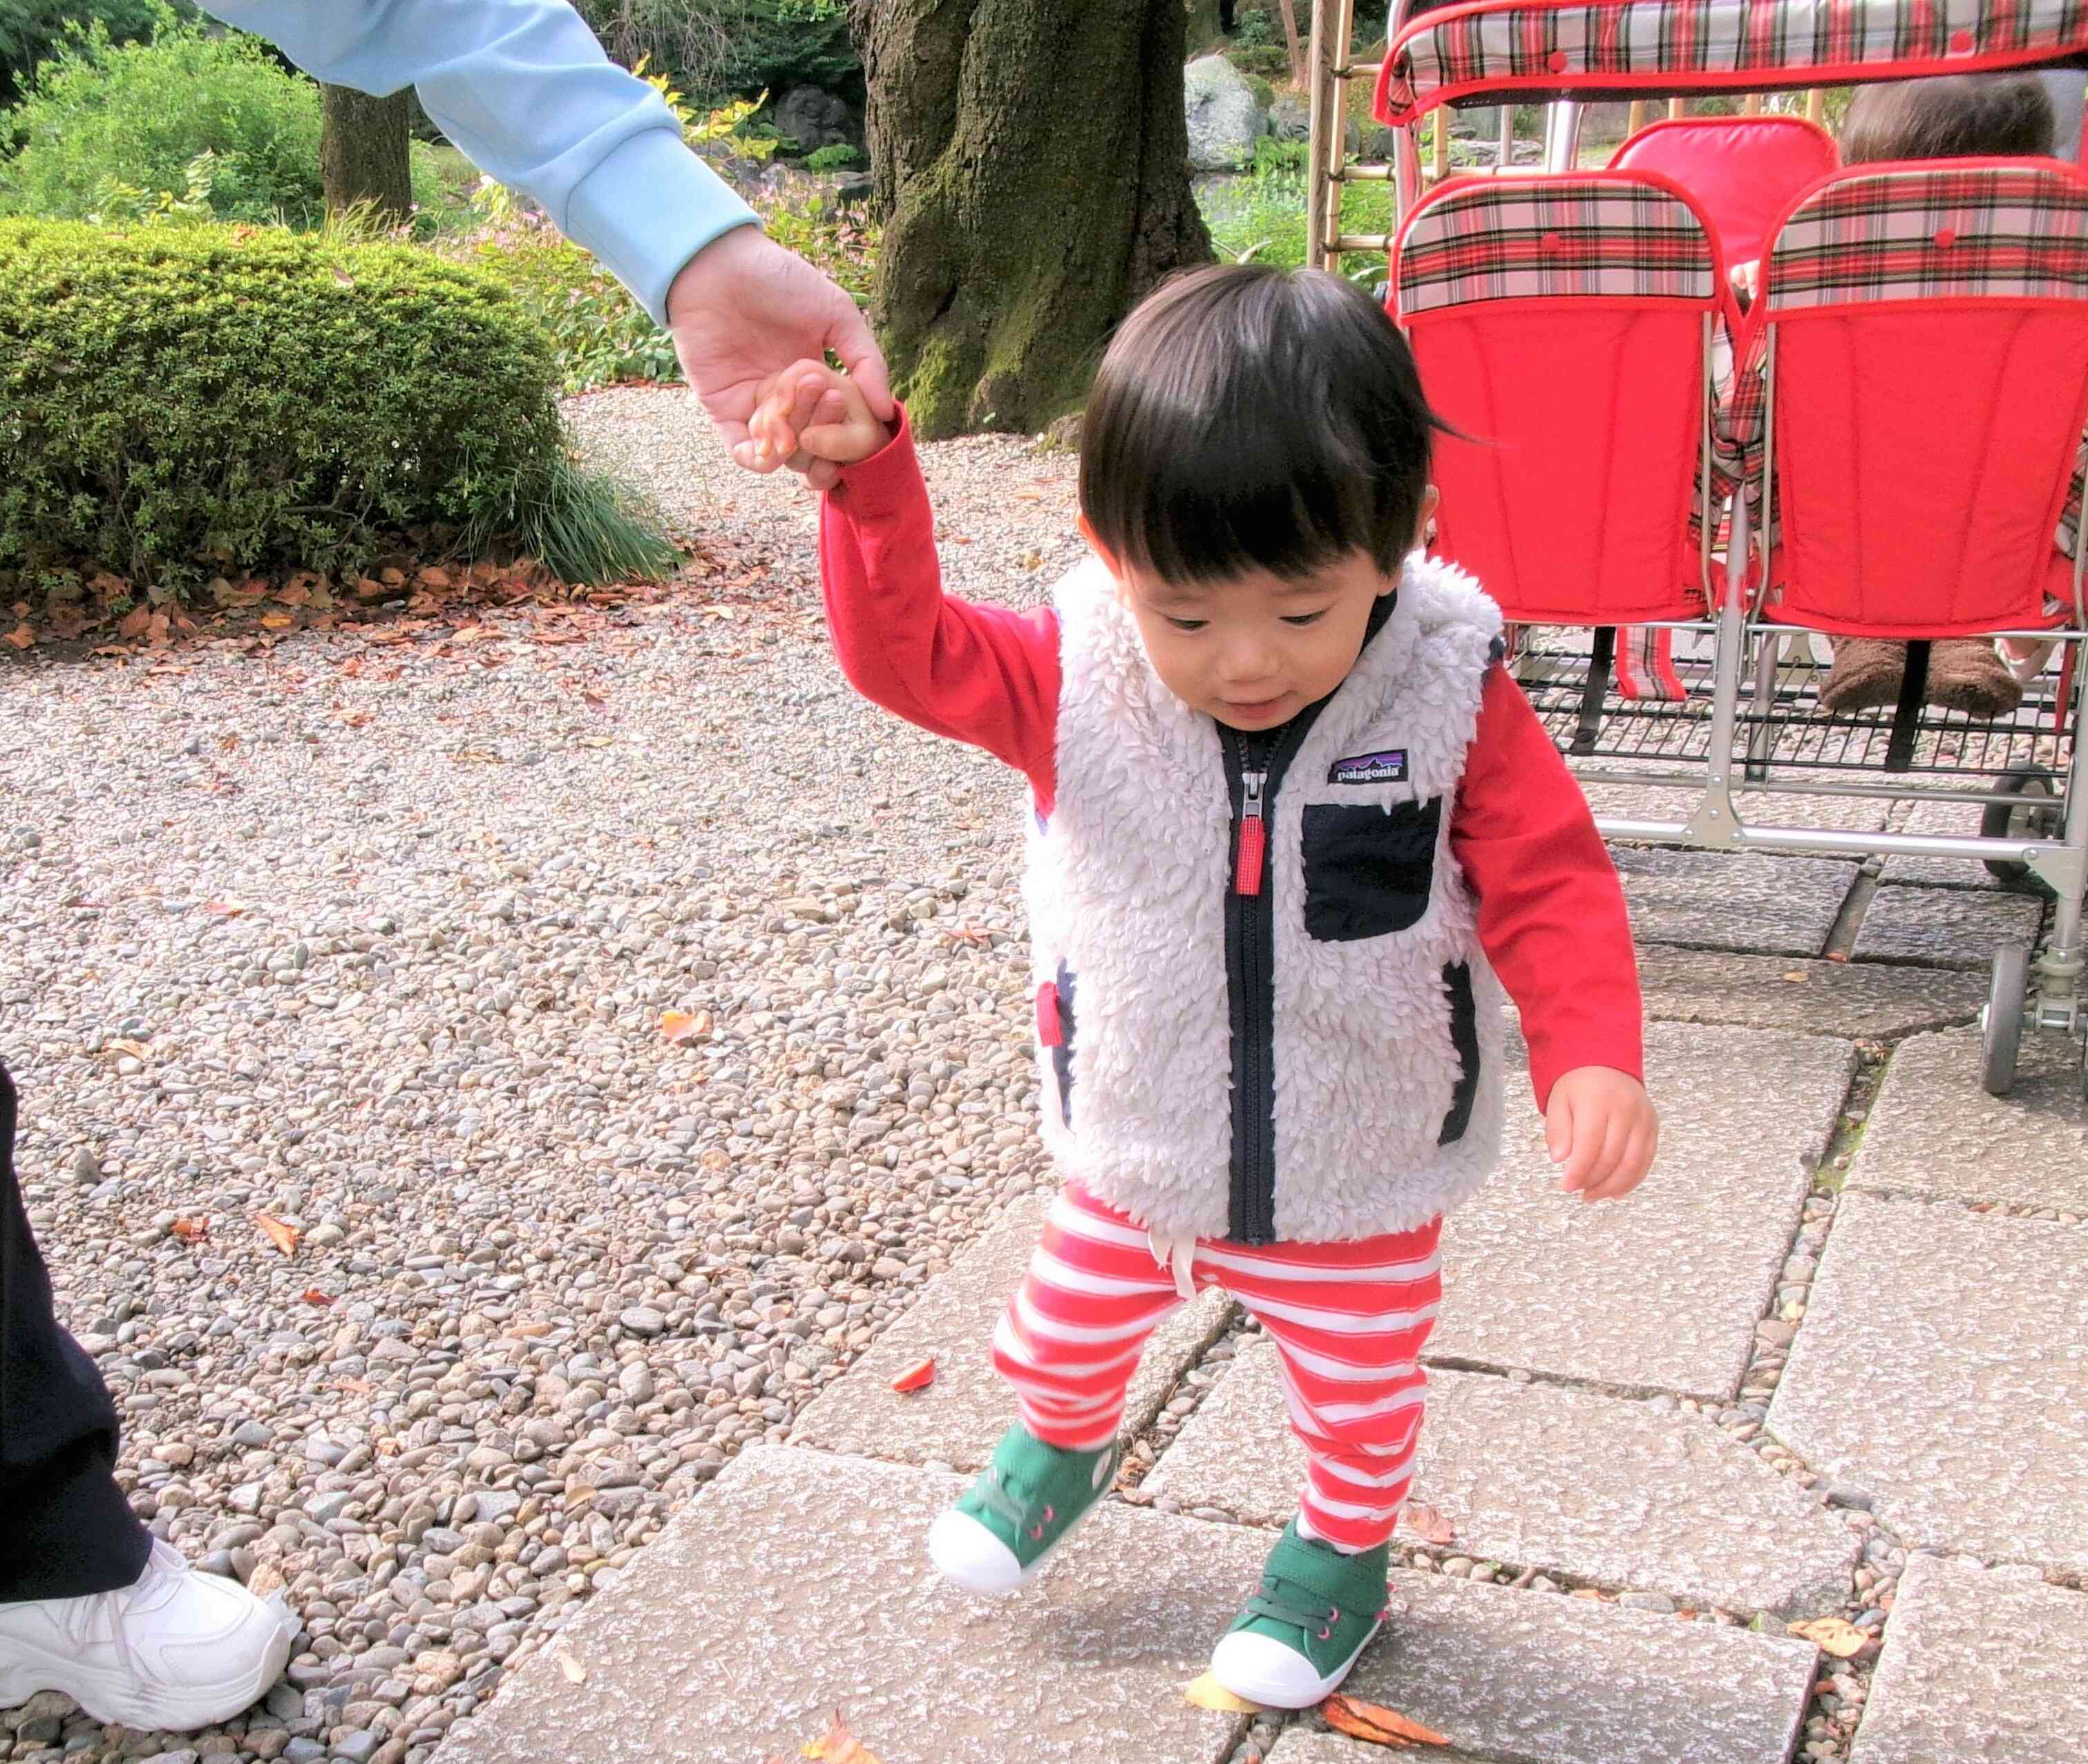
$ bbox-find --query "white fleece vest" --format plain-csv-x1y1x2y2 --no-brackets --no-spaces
1025,553,1508,1243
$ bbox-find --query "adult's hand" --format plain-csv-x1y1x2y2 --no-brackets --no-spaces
667,225,894,490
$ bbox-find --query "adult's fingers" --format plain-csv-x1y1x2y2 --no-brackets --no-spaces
828,298,895,421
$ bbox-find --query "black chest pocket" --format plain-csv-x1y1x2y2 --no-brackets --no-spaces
1300,796,1443,942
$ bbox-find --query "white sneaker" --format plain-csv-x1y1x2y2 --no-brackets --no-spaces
0,1539,296,1732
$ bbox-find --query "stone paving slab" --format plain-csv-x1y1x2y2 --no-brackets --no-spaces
435,1445,1817,1764
1850,881,2045,969
1636,947,1982,1040
1848,1555,2088,1764
1434,1024,1854,1400
1269,1732,1492,1764
433,1447,1257,1764
1847,1029,2088,1211
1878,794,2010,889
1143,1343,1857,1617
1611,848,1859,960
1342,1566,1816,1764
1767,1195,2088,1569
790,1191,1234,1472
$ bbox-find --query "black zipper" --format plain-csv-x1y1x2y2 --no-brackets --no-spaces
1221,711,1319,1244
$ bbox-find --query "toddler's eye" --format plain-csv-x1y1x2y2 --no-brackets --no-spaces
1166,617,1208,633
1282,612,1328,628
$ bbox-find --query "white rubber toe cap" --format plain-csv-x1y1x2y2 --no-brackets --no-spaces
927,1509,1026,1597
1209,1628,1353,1710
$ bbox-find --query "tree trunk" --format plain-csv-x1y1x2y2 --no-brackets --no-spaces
855,0,1214,438
319,84,414,226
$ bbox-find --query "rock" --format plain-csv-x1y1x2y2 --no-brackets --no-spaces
618,1306,665,1338
1184,55,1266,171
772,84,860,154
72,1147,101,1185
330,1731,382,1764
304,1490,356,1524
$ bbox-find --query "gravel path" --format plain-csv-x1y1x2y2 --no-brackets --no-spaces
0,388,1081,1764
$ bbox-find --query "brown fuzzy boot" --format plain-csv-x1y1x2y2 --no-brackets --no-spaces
1818,638,1907,713
1926,639,2022,719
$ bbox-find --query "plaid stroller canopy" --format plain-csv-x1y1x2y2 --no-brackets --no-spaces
1376,0,2088,124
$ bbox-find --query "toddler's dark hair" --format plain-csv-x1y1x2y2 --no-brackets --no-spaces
1079,264,1441,585
1841,74,2057,164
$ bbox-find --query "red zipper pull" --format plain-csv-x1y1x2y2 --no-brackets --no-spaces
1235,770,1267,896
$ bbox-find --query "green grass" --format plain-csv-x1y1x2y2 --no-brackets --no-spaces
459,451,683,587
1196,146,1396,283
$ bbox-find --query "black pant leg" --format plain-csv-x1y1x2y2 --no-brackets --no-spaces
0,1061,152,1601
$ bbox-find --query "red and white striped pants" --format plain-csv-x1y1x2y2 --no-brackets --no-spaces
992,1183,1443,1553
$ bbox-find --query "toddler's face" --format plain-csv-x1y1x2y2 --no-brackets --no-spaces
1110,548,1399,732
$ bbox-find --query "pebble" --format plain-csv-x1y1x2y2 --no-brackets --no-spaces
0,401,1071,1761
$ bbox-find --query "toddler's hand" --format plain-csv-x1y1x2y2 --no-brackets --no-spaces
734,358,888,479
1544,1067,1658,1203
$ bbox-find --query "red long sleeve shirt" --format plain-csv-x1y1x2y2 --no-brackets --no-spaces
819,413,1643,1111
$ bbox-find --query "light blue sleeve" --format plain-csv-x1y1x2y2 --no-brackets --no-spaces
200,0,760,325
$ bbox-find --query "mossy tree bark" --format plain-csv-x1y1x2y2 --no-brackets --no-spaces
854,0,1214,438
319,85,413,226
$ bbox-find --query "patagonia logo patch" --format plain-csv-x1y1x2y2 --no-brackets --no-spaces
1329,749,1408,786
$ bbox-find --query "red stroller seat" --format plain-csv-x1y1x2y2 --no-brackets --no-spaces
1731,159,2088,639
1391,170,1735,628
1609,115,1841,269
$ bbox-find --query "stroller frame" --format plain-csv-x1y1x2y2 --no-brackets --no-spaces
1302,0,2088,1094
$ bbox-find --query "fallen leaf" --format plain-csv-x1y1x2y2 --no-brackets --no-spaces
203,900,246,918
801,1715,882,1763
106,1037,151,1057
419,566,453,589
258,611,296,631
1403,1502,1457,1546
889,1356,936,1394
324,1377,374,1394
1788,1615,1870,1657
1782,970,1807,983
169,1216,209,1242
660,1009,712,1044
301,1289,334,1307
118,607,153,638
255,1212,301,1258
4,623,33,649
556,1649,586,1684
1182,1672,1264,1714
1320,1693,1450,1748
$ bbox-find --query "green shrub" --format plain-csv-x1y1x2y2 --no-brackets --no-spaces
1197,152,1391,281
576,0,859,109
0,10,445,229
0,0,187,106
0,219,582,591
804,142,863,171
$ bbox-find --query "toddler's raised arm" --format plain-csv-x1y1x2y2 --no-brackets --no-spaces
819,412,1063,813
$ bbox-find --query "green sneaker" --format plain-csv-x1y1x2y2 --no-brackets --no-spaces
927,1423,1117,1596
1210,1518,1390,1708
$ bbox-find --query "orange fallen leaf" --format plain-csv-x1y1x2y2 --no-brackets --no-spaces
301,1289,334,1306
260,611,296,631
418,566,453,589
255,1212,301,1258
1182,1671,1264,1713
5,623,33,650
889,1356,936,1394
1403,1501,1456,1546
801,1714,882,1763
203,900,245,918
660,1009,712,1044
1788,1616,1870,1658
1320,1693,1450,1748
169,1216,209,1242
118,607,153,638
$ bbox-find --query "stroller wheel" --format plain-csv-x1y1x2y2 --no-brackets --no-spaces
1980,766,2061,897
1981,944,2031,1097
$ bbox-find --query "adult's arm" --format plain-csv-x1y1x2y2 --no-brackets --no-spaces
200,0,756,326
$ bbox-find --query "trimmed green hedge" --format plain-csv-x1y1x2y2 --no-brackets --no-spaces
0,218,570,591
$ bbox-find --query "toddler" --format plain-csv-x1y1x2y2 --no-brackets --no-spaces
744,265,1658,1708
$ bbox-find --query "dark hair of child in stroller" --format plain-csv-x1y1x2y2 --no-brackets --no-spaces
1839,73,2057,165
